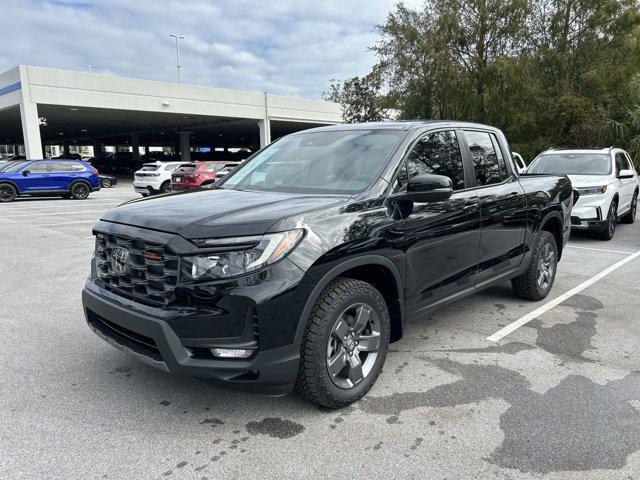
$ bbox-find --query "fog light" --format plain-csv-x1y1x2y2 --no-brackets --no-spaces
212,348,254,358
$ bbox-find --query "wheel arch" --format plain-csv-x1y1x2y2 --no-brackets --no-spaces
538,210,564,260
0,180,20,193
294,256,406,347
69,178,91,190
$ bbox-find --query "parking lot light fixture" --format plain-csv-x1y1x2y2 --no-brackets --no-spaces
169,34,185,84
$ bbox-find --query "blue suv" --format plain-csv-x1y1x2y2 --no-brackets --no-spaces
0,159,101,202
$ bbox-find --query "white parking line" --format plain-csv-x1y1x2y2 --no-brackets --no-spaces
0,210,107,219
565,244,635,255
487,249,640,342
32,220,98,227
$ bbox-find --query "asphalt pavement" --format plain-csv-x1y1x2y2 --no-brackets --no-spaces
1,181,640,479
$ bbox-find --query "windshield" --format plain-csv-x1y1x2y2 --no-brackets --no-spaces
526,153,612,175
221,129,405,194
1,161,29,173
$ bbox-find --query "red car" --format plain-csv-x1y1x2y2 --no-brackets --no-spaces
170,162,231,191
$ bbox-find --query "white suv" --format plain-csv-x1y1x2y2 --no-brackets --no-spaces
526,148,639,240
133,162,183,196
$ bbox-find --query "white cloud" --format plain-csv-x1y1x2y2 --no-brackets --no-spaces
0,0,423,98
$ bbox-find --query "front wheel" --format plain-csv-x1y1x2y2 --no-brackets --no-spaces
512,230,558,301
70,182,90,200
621,192,637,224
296,278,390,408
0,183,17,202
597,200,618,240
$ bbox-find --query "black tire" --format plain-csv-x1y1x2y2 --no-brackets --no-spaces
101,177,112,188
295,277,390,408
512,230,558,301
0,183,17,202
596,199,618,240
70,182,90,200
160,181,172,193
621,192,637,224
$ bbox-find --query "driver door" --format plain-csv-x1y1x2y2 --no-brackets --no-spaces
394,129,481,318
19,162,51,192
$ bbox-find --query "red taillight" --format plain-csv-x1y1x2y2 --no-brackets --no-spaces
91,168,99,175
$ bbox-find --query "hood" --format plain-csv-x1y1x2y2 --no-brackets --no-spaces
567,174,613,188
101,188,348,239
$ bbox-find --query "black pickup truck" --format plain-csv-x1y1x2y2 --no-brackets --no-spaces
82,121,573,408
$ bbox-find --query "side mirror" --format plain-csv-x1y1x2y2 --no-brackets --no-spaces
407,174,453,203
22,170,30,176
618,169,635,179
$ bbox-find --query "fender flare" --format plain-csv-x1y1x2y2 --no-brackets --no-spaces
293,255,405,347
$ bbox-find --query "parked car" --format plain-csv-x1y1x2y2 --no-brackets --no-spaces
133,162,183,196
213,162,241,182
99,174,118,188
83,121,573,407
171,161,239,191
0,159,100,202
526,148,638,240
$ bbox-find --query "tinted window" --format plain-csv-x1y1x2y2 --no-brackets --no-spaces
464,131,503,186
26,162,49,173
177,164,197,172
223,129,405,194
615,153,628,174
140,164,160,172
396,130,465,191
50,161,74,172
526,153,611,175
71,162,86,171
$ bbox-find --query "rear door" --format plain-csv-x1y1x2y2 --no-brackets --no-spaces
461,129,527,286
615,152,634,212
48,161,78,190
395,129,481,316
20,162,51,192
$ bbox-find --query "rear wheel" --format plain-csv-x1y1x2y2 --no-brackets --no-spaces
621,192,637,224
296,278,390,408
100,177,112,188
0,183,17,202
70,182,90,200
597,200,618,240
512,230,558,301
160,181,172,193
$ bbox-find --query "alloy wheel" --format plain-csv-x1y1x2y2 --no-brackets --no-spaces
326,303,381,389
536,243,555,291
607,202,617,236
0,185,15,201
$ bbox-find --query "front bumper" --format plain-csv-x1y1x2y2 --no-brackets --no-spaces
83,283,301,395
571,193,611,230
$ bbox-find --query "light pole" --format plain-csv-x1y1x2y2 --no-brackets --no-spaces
169,34,185,84
83,64,95,74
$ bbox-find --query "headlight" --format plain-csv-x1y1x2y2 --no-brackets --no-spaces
181,229,304,281
577,186,607,195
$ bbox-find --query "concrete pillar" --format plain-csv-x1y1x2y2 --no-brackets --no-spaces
258,119,271,148
131,134,139,161
19,100,43,159
178,131,192,162
63,141,70,157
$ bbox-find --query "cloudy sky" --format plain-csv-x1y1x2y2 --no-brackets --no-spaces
1,0,421,99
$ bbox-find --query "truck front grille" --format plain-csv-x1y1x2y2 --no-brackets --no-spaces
95,233,179,307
